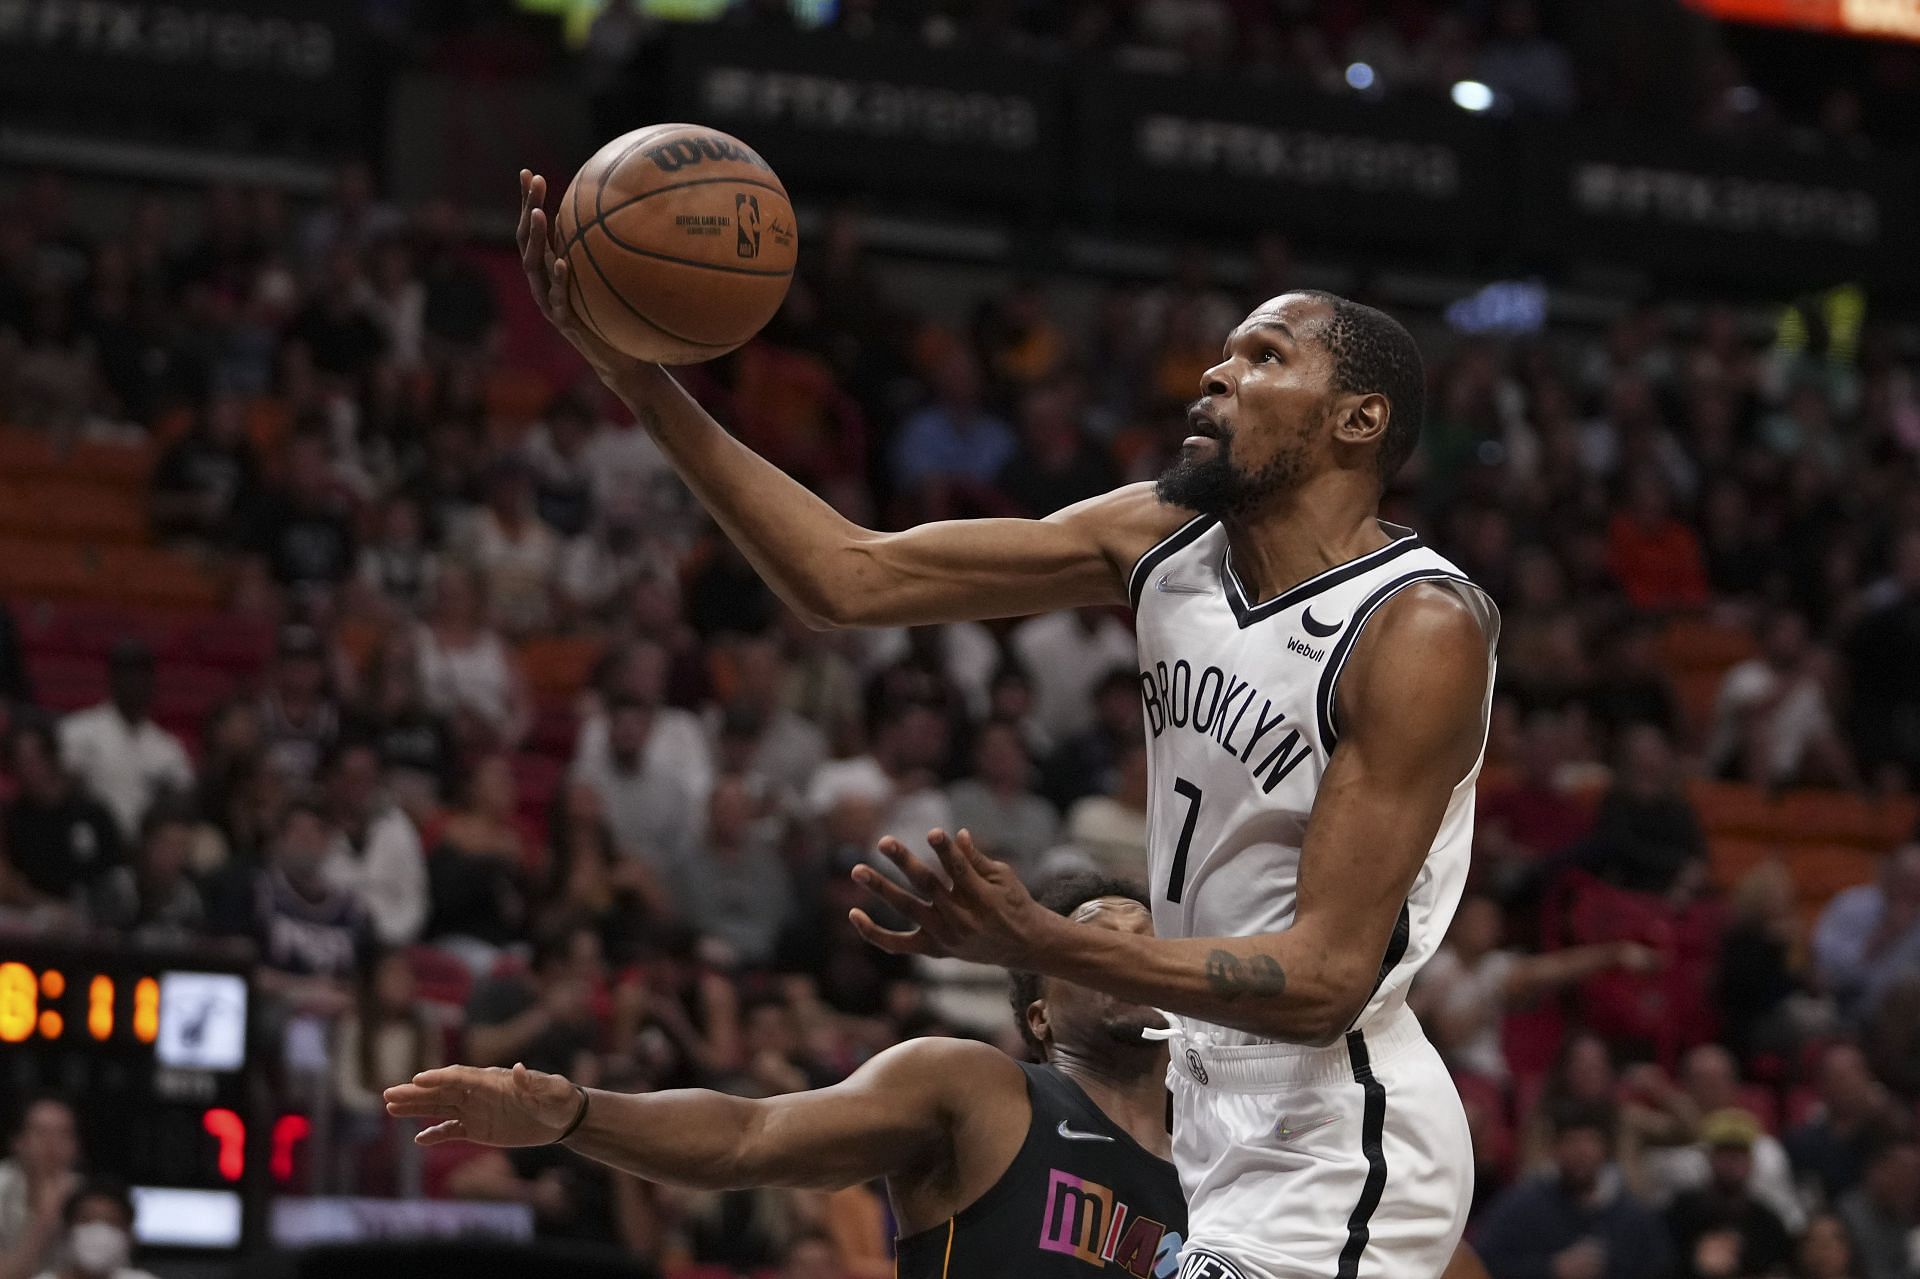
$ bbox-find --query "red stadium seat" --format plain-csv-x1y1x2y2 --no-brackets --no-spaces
1778,790,1897,849
1708,837,1782,891
518,635,605,702
177,613,275,672
1688,779,1781,840
405,945,475,1010
1660,618,1757,672
1788,844,1882,908
25,652,107,712
151,663,238,733
1737,1084,1779,1133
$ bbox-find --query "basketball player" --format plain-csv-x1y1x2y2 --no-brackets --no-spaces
385,872,1490,1279
512,170,1496,1278
387,876,1187,1278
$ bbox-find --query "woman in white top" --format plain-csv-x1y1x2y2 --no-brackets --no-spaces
413,564,531,749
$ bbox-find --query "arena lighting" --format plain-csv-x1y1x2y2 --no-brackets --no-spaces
1451,80,1496,112
1345,62,1377,90
1682,0,1920,42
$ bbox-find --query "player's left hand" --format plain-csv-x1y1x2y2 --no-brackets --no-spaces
849,829,1052,967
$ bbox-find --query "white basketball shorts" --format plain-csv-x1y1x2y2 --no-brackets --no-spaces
1164,1004,1472,1279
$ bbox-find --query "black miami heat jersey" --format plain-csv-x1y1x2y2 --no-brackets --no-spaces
1129,517,1500,1048
895,1062,1187,1279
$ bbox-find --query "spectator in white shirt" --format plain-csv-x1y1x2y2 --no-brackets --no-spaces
1411,893,1658,1085
459,458,561,638
1708,609,1855,787
319,741,427,948
414,565,531,750
807,702,955,871
0,1096,80,1279
1010,609,1137,743
706,634,827,806
570,694,700,887
58,641,192,839
573,640,714,805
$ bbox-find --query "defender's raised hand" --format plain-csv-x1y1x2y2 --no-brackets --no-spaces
516,169,632,376
850,828,1058,967
384,1062,584,1147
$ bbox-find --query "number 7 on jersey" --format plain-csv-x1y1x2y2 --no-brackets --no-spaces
1165,777,1203,903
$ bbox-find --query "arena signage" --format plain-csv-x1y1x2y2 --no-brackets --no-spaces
668,27,1065,204
1076,68,1506,249
0,0,361,119
1521,127,1918,284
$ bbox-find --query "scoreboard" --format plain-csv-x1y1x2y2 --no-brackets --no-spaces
0,940,264,1254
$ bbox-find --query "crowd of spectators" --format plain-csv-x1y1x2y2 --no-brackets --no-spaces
0,142,1917,1278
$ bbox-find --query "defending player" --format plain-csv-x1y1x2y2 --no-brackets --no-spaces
387,876,1188,1278
385,875,1491,1279
513,169,1495,1278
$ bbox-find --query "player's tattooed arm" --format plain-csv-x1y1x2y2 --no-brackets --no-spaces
1203,950,1287,1001
852,584,1490,1046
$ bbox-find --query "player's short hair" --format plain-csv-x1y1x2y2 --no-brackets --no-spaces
1007,873,1151,1059
1290,290,1425,483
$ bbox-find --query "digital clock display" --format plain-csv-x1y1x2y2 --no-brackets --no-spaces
0,943,259,1252
2,961,165,1049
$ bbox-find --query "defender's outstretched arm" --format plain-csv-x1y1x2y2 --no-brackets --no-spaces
384,1036,1008,1191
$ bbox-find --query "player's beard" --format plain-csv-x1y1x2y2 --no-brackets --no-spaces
1155,416,1310,518
1101,1008,1170,1074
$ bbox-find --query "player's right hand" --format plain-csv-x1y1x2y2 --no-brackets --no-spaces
384,1061,583,1147
516,169,635,376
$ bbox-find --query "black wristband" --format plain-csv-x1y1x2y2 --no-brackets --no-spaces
551,1084,590,1145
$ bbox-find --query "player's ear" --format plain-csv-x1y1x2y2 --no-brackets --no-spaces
1333,392,1389,452
1026,998,1051,1053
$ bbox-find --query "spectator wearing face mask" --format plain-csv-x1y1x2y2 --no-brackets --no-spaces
29,1181,155,1279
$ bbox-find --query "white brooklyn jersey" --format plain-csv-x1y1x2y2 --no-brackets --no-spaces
1129,516,1499,1046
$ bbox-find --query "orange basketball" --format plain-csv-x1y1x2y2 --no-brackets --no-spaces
554,124,797,365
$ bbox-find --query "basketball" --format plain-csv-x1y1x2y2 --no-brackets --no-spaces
553,123,798,365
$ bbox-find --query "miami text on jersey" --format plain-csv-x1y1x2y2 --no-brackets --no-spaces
1137,659,1315,794
1039,1167,1184,1277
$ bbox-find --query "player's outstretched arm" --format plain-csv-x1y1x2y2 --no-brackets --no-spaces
383,1037,1007,1192
515,170,1184,628
853,584,1490,1046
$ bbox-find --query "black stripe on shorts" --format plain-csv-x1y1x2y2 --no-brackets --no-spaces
1337,1029,1389,1279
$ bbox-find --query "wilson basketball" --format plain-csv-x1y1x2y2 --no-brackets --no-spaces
554,124,797,365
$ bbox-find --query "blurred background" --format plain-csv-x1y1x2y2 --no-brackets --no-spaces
0,1,1918,1277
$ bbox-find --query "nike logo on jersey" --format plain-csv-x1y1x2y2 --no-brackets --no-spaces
1301,607,1342,637
1155,571,1210,595
1284,634,1327,663
1056,1119,1115,1143
1272,1113,1340,1142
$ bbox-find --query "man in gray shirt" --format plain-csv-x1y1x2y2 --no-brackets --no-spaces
946,720,1058,879
570,694,698,889
1838,1134,1920,1279
674,774,793,967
